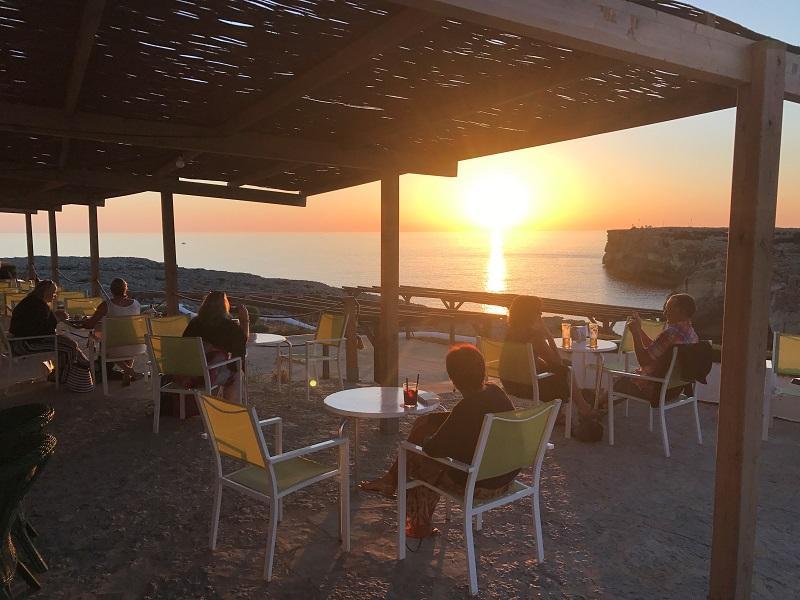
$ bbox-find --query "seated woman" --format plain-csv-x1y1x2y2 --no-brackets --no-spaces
183,291,248,402
80,278,146,386
9,279,94,392
362,344,517,539
500,295,594,418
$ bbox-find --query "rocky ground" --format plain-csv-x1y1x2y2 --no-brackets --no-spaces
2,340,799,599
602,227,800,339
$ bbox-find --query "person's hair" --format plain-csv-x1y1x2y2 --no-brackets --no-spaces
32,279,57,299
667,293,696,318
445,344,485,392
197,290,230,322
508,295,542,329
110,278,127,297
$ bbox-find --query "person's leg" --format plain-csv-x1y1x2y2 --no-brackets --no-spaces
361,411,449,494
222,372,242,403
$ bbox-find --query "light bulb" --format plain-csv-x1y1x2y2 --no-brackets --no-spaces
309,379,318,388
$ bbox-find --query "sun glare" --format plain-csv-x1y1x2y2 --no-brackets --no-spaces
460,170,532,231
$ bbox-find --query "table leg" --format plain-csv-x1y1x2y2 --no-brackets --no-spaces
338,418,360,484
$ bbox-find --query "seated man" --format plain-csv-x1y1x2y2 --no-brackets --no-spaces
361,344,518,539
615,292,699,406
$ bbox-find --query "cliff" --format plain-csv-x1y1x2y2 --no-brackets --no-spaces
603,228,800,339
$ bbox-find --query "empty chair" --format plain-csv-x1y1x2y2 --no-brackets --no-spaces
195,392,350,581
146,335,242,433
2,293,27,316
279,312,348,401
147,314,190,337
0,327,58,392
764,332,800,440
63,297,104,318
397,401,561,596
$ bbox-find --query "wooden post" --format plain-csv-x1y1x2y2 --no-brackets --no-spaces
47,210,59,285
379,174,400,434
344,296,360,382
88,204,100,297
25,213,35,280
160,192,179,315
709,41,786,600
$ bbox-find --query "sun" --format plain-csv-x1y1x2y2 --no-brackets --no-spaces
460,170,532,230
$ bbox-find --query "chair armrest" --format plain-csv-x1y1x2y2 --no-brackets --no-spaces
400,441,474,473
284,333,315,344
207,357,242,370
270,438,346,463
607,369,665,384
7,334,57,342
259,417,282,428
259,417,283,455
305,337,347,346
536,371,554,380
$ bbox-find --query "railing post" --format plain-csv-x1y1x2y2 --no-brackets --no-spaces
47,210,59,285
160,192,179,315
380,174,400,434
344,296,360,382
25,213,35,280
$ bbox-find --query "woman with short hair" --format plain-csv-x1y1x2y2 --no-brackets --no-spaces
9,279,94,392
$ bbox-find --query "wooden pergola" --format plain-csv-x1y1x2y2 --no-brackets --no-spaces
1,1,797,597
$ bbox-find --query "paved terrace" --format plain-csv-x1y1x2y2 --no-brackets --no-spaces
2,339,799,599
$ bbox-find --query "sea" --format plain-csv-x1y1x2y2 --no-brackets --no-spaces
0,230,670,311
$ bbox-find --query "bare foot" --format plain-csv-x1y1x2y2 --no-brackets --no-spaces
359,478,395,498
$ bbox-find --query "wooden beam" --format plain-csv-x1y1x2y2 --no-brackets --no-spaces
48,210,59,285
379,174,401,433
0,102,455,176
160,192,179,316
710,41,786,600
25,213,35,280
394,0,752,87
785,50,800,103
0,167,307,206
57,0,106,170
88,204,100,296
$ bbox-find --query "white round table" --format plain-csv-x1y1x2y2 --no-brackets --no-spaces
324,386,440,481
554,338,618,399
247,333,291,392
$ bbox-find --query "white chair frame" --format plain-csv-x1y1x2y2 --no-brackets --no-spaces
0,329,59,392
607,346,703,457
146,334,243,433
397,400,561,596
99,316,150,397
195,392,350,581
477,336,574,439
279,313,349,401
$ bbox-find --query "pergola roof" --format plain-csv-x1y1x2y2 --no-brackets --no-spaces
0,0,798,211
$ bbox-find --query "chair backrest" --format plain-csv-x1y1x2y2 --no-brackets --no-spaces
146,334,207,377
103,315,149,350
64,297,104,317
474,401,560,483
148,314,190,337
57,291,87,301
618,319,665,354
4,292,28,313
479,337,538,383
314,312,347,346
0,280,17,289
774,333,800,376
196,393,269,468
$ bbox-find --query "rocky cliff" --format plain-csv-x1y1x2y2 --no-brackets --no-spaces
603,227,800,339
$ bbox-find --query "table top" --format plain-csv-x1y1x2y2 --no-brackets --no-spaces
323,387,440,419
554,339,617,353
248,333,288,346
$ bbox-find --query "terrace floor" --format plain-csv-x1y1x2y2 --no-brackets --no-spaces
2,338,799,599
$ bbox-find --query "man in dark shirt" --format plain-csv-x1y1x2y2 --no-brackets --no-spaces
362,344,518,538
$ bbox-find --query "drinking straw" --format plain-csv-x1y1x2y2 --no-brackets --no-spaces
405,376,409,390
415,373,419,391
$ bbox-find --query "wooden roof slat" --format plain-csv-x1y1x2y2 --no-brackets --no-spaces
0,102,457,176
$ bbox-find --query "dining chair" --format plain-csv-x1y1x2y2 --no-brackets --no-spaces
145,335,242,433
99,315,150,396
0,328,58,392
477,337,573,437
147,314,190,337
397,400,560,596
195,392,350,581
63,297,104,318
764,332,800,440
606,345,703,457
278,312,348,401
2,292,28,316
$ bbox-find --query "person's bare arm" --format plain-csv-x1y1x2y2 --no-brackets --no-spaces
236,305,250,339
629,317,654,368
80,302,108,329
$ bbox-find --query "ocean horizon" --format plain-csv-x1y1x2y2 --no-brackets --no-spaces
0,230,670,310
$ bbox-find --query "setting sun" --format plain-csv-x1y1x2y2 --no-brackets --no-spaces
460,169,533,231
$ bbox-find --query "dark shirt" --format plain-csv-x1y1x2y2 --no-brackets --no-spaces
422,384,518,489
9,295,57,338
183,316,246,362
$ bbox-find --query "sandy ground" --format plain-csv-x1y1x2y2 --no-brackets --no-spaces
2,338,799,599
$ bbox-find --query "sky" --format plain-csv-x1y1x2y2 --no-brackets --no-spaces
3,0,799,235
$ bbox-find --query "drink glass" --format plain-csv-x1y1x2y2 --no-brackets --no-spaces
561,322,572,350
589,323,599,349
403,379,419,407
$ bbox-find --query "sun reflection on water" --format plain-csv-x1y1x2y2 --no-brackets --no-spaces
485,230,509,315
